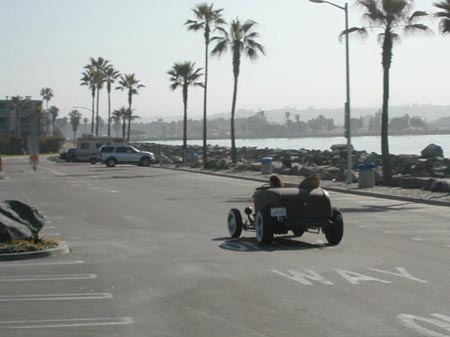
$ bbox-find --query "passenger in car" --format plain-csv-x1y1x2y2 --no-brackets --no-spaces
298,174,321,189
269,175,284,188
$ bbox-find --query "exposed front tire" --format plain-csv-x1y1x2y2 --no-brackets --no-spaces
227,209,243,238
140,156,150,167
255,209,273,245
325,207,344,246
90,157,97,165
106,157,117,167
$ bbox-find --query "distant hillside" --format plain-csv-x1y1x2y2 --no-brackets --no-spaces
142,104,450,125
429,116,450,126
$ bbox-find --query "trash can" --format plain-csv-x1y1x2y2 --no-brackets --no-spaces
358,163,376,188
261,157,273,175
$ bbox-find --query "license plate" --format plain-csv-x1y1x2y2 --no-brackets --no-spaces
271,207,287,217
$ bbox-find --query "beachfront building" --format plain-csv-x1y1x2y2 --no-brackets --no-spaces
0,98,43,138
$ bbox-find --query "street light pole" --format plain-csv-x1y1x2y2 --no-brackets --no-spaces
310,0,353,186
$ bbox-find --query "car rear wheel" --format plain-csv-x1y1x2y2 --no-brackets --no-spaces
140,157,150,167
227,209,243,238
90,157,97,165
106,158,117,167
325,207,344,246
255,209,273,245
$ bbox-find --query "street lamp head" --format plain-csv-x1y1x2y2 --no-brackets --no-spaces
310,0,325,3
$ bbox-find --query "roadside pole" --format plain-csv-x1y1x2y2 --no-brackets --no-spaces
28,111,40,171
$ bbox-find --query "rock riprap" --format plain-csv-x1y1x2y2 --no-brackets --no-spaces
0,200,46,243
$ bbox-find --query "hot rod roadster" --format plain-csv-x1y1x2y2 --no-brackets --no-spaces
227,184,344,245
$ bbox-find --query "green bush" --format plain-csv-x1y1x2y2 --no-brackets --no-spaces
0,135,64,155
39,136,65,153
0,135,23,155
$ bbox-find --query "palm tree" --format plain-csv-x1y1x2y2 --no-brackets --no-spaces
32,103,45,136
185,3,226,168
167,62,203,163
112,106,128,139
111,108,125,137
48,106,59,135
211,19,265,163
116,73,145,143
40,88,53,110
103,65,121,136
68,109,82,144
80,66,97,133
346,0,429,185
11,96,28,138
434,1,450,34
83,117,89,134
90,57,109,136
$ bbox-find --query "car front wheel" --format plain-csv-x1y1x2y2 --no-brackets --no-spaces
140,157,150,167
106,158,117,167
227,209,243,238
255,209,273,245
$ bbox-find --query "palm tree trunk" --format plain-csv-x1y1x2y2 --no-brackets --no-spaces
381,34,393,186
202,41,209,168
230,74,239,164
16,109,21,138
95,87,100,136
183,85,188,163
381,64,391,186
122,118,126,139
127,101,132,143
107,88,111,136
91,88,95,134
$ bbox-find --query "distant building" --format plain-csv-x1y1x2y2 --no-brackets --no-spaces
0,98,43,137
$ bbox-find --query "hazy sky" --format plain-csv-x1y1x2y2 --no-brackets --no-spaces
1,0,449,121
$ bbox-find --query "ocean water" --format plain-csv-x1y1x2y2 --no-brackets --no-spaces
147,134,450,157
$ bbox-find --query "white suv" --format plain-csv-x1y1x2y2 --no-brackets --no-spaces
99,145,155,167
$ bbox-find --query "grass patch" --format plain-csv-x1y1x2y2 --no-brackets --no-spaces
0,238,59,254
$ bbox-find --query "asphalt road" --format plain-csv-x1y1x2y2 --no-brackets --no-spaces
1,157,450,337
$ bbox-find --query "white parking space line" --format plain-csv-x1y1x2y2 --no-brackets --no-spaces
384,230,450,235
0,274,96,281
0,260,84,268
0,293,113,301
0,317,133,329
412,237,450,242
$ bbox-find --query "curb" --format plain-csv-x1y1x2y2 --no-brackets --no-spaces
157,166,450,208
0,241,70,261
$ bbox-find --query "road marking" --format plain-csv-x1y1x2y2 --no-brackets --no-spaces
0,317,134,329
271,269,334,286
43,232,61,236
105,190,119,193
385,230,450,235
0,274,96,281
398,313,450,337
0,293,112,301
0,260,84,268
335,269,392,285
412,237,450,242
367,267,428,283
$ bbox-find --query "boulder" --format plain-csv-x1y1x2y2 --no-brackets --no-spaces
3,200,46,239
421,144,444,159
392,176,426,189
430,180,450,193
0,213,30,243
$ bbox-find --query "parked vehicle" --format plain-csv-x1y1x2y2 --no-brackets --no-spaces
227,183,344,245
99,145,155,167
63,136,125,163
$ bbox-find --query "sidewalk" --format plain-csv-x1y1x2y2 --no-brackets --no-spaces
158,165,450,207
